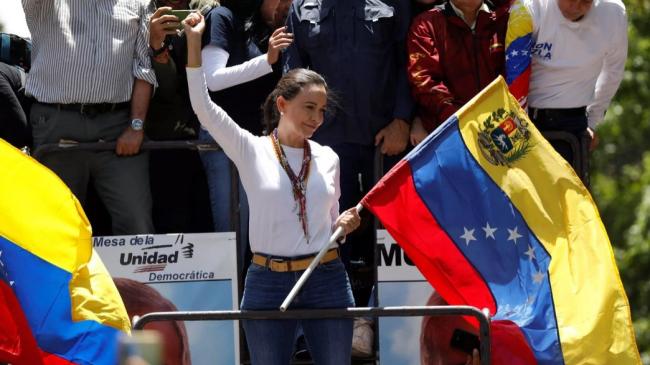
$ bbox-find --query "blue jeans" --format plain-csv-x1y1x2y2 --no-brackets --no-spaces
198,129,249,269
241,258,355,365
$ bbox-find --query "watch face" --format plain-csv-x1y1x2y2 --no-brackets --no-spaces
131,119,144,131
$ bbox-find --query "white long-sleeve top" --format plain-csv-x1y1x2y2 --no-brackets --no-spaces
187,67,341,257
201,45,273,92
523,0,627,128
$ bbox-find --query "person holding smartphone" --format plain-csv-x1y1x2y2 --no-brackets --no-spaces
183,11,362,365
197,0,293,273
145,0,219,234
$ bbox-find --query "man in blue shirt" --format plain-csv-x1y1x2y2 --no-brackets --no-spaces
283,0,414,311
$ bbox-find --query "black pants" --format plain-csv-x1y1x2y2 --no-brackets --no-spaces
0,62,31,148
530,107,588,168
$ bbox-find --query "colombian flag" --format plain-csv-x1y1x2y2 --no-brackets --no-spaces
362,77,641,364
0,139,130,364
506,0,533,107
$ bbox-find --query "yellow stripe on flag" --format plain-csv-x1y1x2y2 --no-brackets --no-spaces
71,250,131,333
0,140,92,273
455,77,640,365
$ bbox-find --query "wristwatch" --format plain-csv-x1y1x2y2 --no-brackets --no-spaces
149,44,167,57
130,118,144,131
149,37,170,57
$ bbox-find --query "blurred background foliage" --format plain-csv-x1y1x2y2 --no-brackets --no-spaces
591,0,650,362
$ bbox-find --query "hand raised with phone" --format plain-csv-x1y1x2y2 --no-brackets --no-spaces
149,7,180,50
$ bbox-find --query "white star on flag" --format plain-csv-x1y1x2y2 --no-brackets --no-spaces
482,222,497,239
460,227,477,246
511,50,519,57
532,270,546,284
507,226,523,244
525,245,536,261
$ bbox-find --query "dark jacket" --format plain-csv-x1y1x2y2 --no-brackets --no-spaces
283,0,415,146
407,0,509,131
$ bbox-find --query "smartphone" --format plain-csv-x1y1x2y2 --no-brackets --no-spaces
166,9,192,30
450,328,480,355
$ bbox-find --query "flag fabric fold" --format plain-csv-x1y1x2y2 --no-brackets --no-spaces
0,139,130,365
362,77,640,364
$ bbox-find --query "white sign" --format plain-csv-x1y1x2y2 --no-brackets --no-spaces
377,229,433,365
376,229,425,282
95,233,239,365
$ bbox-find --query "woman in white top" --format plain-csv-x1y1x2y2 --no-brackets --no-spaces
184,12,361,365
198,0,293,266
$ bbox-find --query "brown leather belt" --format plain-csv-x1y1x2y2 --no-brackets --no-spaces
252,249,339,272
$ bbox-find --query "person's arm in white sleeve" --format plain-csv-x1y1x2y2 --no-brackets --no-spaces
187,66,254,167
202,45,273,92
587,9,628,129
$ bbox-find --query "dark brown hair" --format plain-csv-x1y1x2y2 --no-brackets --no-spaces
262,68,330,134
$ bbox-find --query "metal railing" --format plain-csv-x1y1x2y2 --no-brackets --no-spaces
31,139,221,160
133,305,492,365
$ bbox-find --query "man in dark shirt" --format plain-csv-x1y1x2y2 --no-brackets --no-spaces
283,0,415,342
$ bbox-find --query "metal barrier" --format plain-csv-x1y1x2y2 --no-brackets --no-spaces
31,139,221,160
133,305,492,365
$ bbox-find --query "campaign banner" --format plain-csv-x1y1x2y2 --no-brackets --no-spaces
377,229,433,365
95,232,239,365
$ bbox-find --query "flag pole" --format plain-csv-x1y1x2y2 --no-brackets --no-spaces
280,203,364,312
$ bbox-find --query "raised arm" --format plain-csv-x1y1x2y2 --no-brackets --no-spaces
202,8,292,92
203,46,272,91
184,13,253,167
149,6,183,101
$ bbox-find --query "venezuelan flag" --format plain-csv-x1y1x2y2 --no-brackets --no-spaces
0,139,130,364
506,0,533,107
362,77,641,364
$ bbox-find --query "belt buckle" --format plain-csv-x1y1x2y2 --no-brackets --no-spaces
79,103,98,118
266,257,286,271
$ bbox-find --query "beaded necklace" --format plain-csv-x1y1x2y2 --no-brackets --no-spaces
270,128,312,243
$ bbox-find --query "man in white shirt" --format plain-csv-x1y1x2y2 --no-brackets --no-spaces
24,0,157,235
517,0,627,163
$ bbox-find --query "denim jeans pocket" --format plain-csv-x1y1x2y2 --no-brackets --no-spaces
317,258,345,272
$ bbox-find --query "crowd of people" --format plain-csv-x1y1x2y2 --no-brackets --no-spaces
0,0,627,363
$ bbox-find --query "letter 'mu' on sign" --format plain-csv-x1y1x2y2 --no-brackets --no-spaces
376,230,423,282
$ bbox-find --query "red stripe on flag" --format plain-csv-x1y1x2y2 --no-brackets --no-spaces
491,320,538,365
508,67,532,104
42,351,80,364
0,281,44,365
362,160,497,313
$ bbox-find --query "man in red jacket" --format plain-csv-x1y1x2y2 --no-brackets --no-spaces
407,0,509,143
